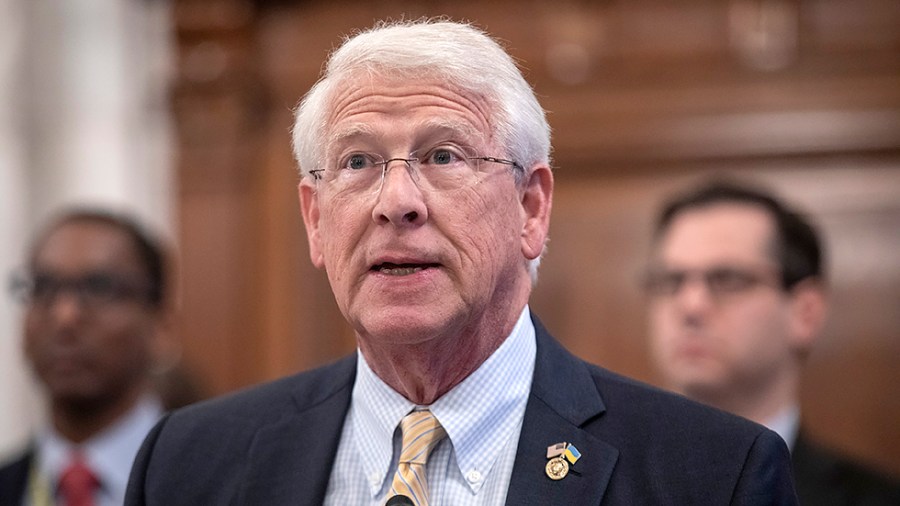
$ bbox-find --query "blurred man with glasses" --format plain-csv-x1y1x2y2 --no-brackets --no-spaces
0,209,170,506
126,20,796,505
645,180,900,505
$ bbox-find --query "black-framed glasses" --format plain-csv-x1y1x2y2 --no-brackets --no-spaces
643,265,782,299
8,270,154,308
308,143,523,195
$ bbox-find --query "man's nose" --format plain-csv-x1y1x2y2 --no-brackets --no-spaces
45,289,87,326
674,276,715,314
372,160,428,226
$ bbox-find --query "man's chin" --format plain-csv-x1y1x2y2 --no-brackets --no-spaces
52,389,116,413
357,310,458,346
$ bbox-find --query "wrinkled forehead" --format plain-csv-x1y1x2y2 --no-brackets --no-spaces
321,74,496,148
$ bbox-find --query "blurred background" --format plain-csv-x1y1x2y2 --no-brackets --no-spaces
0,0,174,465
2,0,898,478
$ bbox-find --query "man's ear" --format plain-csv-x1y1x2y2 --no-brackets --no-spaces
520,165,553,260
298,180,325,268
788,278,828,355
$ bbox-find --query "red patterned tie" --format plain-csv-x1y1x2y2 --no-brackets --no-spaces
58,453,98,506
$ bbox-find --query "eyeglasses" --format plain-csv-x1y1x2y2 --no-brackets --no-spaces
9,270,154,309
643,265,782,299
308,143,523,195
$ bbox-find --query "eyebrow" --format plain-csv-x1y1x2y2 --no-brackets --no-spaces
416,118,481,143
326,123,378,152
327,118,484,153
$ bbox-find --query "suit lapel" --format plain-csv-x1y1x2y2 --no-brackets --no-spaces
0,449,32,506
236,356,356,506
505,317,618,506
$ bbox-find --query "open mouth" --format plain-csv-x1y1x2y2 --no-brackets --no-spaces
372,262,439,276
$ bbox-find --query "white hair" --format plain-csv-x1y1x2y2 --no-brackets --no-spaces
291,19,550,283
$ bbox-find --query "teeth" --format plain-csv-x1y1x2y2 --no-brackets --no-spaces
379,265,424,276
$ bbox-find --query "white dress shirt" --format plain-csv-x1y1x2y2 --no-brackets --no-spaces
324,306,537,505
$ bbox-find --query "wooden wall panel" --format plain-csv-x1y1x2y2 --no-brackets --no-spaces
172,0,900,476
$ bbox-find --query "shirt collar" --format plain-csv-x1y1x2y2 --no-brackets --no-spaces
351,306,536,496
36,395,164,497
763,404,800,451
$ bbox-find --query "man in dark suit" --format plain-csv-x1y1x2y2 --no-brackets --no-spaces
645,180,900,505
0,209,171,506
126,20,797,505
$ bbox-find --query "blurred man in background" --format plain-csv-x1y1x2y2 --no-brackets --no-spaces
0,209,171,506
645,180,900,505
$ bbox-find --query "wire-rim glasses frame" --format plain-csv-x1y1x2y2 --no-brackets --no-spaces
307,143,524,194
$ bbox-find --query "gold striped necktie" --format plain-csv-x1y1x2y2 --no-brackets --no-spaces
387,410,447,506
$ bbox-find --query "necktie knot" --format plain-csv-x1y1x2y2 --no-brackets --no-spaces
399,410,447,465
59,453,99,506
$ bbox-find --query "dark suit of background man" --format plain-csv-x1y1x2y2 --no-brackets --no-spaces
126,19,797,505
0,209,171,506
645,180,900,505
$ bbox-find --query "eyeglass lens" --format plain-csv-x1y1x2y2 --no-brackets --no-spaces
644,266,779,297
316,143,518,195
10,272,151,307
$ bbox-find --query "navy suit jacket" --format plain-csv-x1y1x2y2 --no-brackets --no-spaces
126,316,797,505
0,450,30,506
